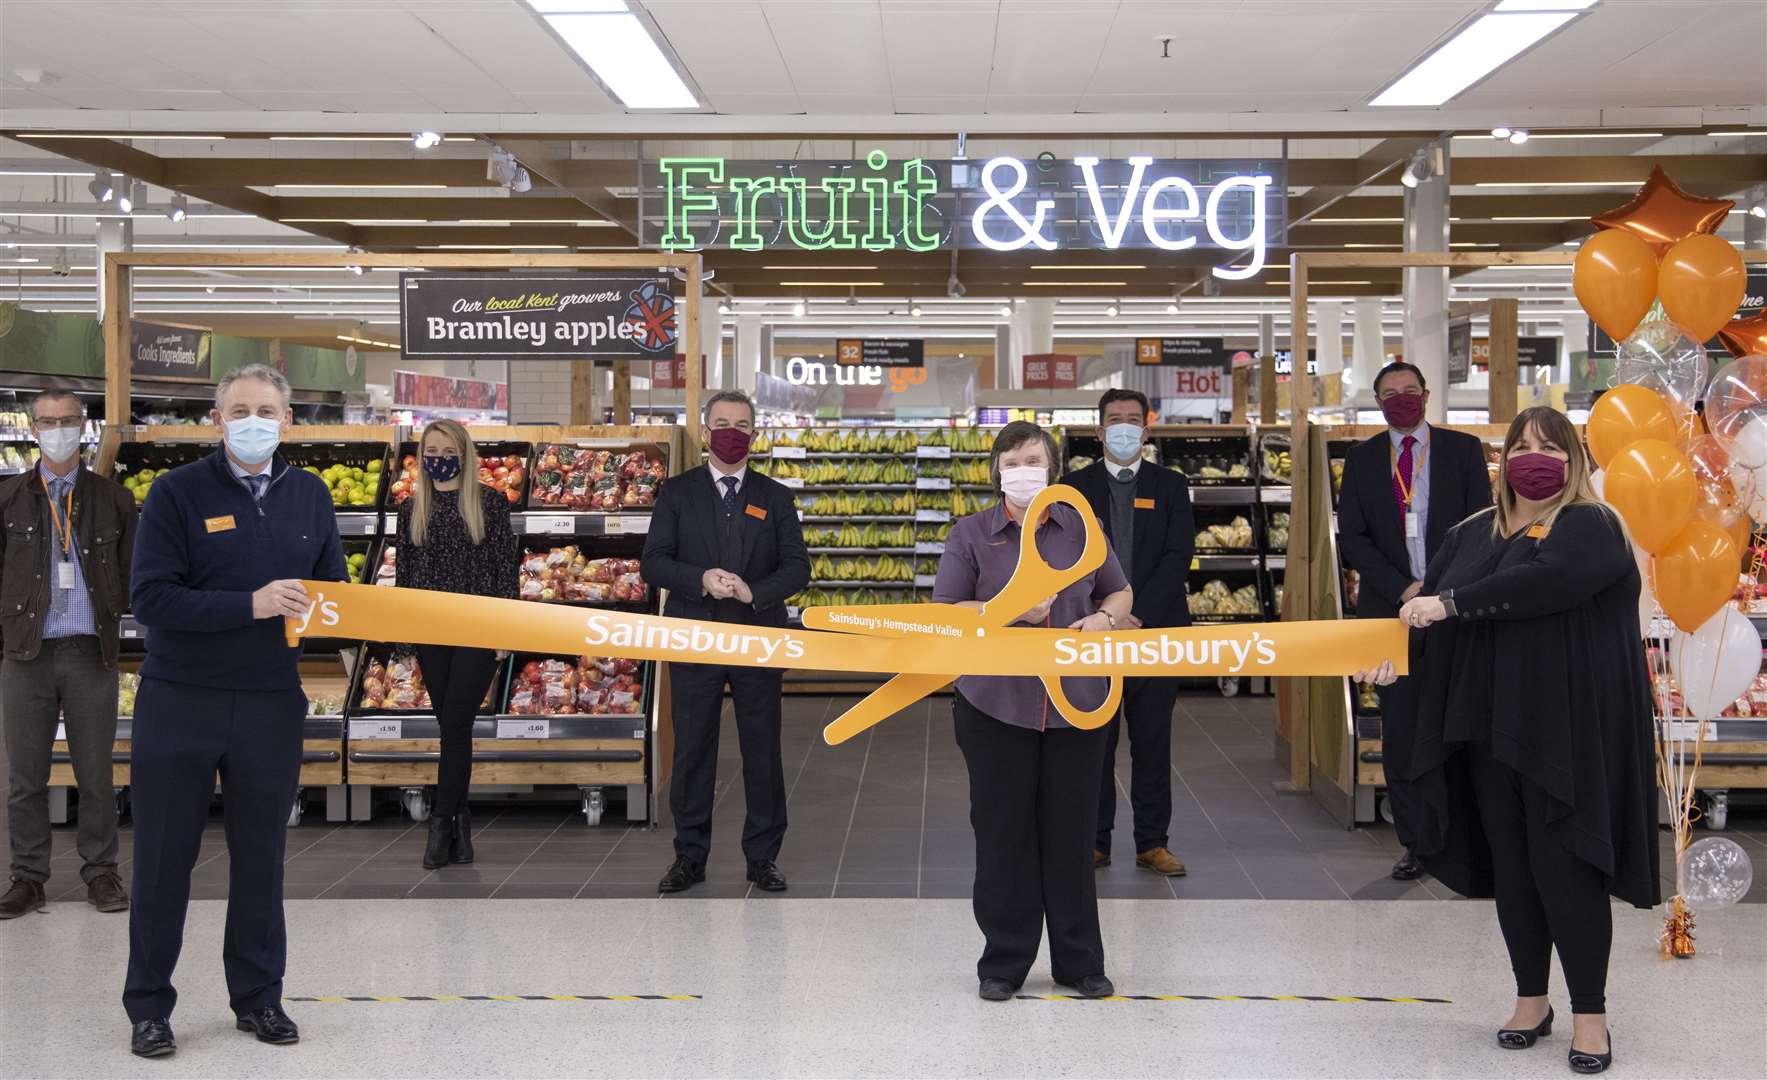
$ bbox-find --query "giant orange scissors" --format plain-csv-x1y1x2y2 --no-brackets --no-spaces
802,483,1123,745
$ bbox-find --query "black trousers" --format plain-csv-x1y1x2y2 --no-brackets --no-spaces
1376,676,1425,851
1095,675,1178,854
1467,741,1612,1014
123,678,306,1023
415,645,499,818
954,692,1109,987
667,661,786,866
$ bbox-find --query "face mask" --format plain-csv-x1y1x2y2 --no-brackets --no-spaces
708,427,752,466
422,454,462,483
35,427,81,464
1379,392,1425,431
223,415,282,467
1000,465,1049,507
1507,452,1567,501
1103,422,1144,463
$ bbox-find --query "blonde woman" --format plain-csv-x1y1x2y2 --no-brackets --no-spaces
394,420,519,869
1383,406,1655,1075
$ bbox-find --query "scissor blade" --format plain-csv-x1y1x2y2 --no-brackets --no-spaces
823,672,954,745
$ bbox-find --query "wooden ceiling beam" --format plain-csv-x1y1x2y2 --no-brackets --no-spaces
497,139,640,239
1287,138,1431,227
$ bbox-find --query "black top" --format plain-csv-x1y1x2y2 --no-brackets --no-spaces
1063,460,1195,629
1337,426,1493,618
395,484,519,601
640,466,809,628
1409,503,1661,910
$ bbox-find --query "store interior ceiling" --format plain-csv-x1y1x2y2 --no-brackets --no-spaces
1,0,1763,350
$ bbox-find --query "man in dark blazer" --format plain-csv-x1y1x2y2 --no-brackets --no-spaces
641,389,810,894
1064,388,1194,878
1337,360,1492,881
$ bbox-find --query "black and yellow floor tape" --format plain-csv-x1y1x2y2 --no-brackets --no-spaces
1017,994,1451,1004
288,993,1446,1005
287,995,701,1003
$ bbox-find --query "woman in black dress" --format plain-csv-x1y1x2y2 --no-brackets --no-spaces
1386,406,1656,1075
395,419,519,869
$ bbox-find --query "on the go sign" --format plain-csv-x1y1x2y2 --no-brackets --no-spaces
643,152,1281,279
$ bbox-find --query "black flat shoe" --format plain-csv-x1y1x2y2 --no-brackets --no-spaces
1569,1031,1612,1074
1055,974,1116,999
1391,850,1423,881
130,1018,175,1058
747,860,788,892
235,1004,300,1045
657,857,705,894
422,815,453,870
448,810,474,865
978,978,1016,1002
1498,1006,1554,1049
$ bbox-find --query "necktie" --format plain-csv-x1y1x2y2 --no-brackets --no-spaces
720,475,738,516
1393,435,1417,520
1118,469,1134,484
248,475,268,503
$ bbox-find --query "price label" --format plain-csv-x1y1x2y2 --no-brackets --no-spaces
1663,720,1718,742
913,574,938,588
600,515,624,535
54,723,66,742
120,620,141,640
915,477,952,491
772,445,808,459
349,719,403,740
916,445,952,459
914,541,945,554
778,477,806,489
915,509,951,523
497,718,550,740
529,515,577,535
786,605,801,621
341,516,378,536
620,515,651,534
382,513,397,533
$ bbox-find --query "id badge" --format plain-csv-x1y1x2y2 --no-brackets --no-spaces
1404,511,1420,540
57,560,76,590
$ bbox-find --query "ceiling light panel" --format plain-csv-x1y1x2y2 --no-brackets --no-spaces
1371,10,1583,107
532,3,700,110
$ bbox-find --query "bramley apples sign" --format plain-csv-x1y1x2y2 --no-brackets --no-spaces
641,152,1282,279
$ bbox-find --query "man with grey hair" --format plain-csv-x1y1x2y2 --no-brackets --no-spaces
641,389,809,894
0,389,136,920
121,363,346,1058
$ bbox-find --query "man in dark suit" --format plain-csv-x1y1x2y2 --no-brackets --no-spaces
641,389,810,894
1337,361,1492,880
1064,388,1194,879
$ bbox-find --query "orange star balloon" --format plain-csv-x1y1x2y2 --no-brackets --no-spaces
1591,165,1733,259
1718,312,1767,359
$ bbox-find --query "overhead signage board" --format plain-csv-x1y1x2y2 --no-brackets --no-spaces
836,338,924,367
399,273,678,359
1471,336,1559,369
130,323,210,380
642,153,1283,278
1134,336,1229,368
1448,316,1473,385
1022,353,1078,390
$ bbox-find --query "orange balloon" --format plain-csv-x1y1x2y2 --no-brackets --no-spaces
1603,439,1697,554
1658,234,1748,342
1651,519,1741,632
1587,383,1681,469
1573,230,1658,343
1590,165,1735,259
1717,313,1767,360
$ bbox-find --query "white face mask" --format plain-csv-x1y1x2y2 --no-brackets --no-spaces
1000,465,1048,507
35,427,82,464
224,415,283,466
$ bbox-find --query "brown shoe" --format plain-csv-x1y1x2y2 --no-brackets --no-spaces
1136,847,1187,877
1093,850,1111,869
0,878,47,919
87,872,129,913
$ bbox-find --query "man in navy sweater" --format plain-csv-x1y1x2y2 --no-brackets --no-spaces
122,364,346,1059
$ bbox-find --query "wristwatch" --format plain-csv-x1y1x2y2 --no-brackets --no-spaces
1103,610,1118,628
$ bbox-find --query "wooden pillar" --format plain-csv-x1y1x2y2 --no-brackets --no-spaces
683,255,703,444
612,360,632,425
1258,356,1278,425
102,255,130,426
1231,367,1250,424
1488,298,1520,424
570,360,595,424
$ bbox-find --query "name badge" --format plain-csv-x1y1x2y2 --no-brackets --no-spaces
205,515,237,533
57,561,75,590
1133,497,1155,510
1526,523,1549,540
744,504,768,521
1404,511,1420,540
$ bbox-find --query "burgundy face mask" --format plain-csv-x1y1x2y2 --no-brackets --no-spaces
708,426,753,466
1379,392,1425,430
1507,452,1567,500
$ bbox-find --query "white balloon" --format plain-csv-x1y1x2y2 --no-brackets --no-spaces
1740,461,1767,525
1728,412,1767,471
1669,606,1762,719
1590,468,1605,500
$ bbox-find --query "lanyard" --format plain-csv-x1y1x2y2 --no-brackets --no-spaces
43,479,73,560
1389,439,1430,511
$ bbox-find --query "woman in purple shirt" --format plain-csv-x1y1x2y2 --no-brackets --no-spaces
933,420,1133,1002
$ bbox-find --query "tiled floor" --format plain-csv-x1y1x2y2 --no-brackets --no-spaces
14,690,1766,903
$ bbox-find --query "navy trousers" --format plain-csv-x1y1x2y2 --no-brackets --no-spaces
123,678,306,1022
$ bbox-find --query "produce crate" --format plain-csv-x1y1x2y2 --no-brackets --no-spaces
1186,567,1265,623
280,440,391,513
503,652,650,720
518,544,648,610
349,642,506,717
111,440,213,507
527,440,666,512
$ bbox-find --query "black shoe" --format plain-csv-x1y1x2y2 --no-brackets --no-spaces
448,811,474,865
235,1004,300,1045
1569,1031,1613,1074
422,815,454,870
1390,850,1423,881
87,872,130,913
1055,974,1116,999
747,860,788,892
658,857,705,894
130,1018,176,1058
1498,1006,1554,1049
978,978,1016,1002
0,878,46,919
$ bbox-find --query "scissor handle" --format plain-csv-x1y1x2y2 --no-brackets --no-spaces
983,483,1108,627
1040,673,1123,730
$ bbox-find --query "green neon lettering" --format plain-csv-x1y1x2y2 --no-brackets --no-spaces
657,157,723,250
782,176,859,250
727,175,777,251
896,159,940,252
860,150,895,251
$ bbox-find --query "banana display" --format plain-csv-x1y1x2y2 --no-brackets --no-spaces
913,489,994,514
756,458,914,485
915,523,952,543
918,457,993,485
1262,445,1293,483
804,523,915,549
791,588,918,609
799,491,916,517
809,553,915,583
1189,580,1261,619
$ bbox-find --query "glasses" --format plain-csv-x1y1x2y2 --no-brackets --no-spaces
32,415,84,430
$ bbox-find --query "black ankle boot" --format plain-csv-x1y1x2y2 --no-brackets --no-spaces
449,811,474,865
422,815,454,869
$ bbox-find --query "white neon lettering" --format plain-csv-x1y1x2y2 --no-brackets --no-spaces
1075,156,1149,249
1142,176,1200,251
1207,174,1272,279
971,157,1057,252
